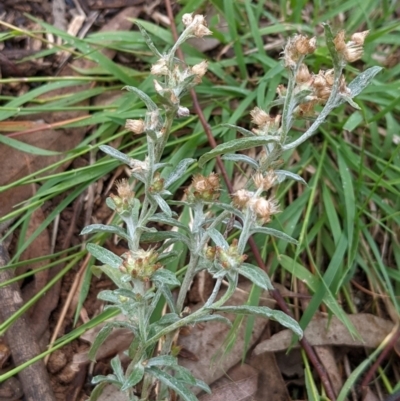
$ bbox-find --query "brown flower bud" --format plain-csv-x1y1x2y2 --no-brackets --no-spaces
296,63,311,84
232,189,254,209
351,30,369,45
191,60,208,77
125,119,145,135
151,59,169,76
333,30,346,52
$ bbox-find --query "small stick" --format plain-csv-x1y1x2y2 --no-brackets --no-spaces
0,242,55,401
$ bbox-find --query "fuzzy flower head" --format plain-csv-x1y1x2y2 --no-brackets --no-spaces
151,58,169,76
110,179,135,213
333,30,369,63
251,197,280,224
186,173,220,202
250,107,281,135
125,119,145,135
283,34,316,67
119,249,162,282
253,171,277,192
205,239,247,271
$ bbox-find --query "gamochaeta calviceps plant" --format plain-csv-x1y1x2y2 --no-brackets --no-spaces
80,13,381,401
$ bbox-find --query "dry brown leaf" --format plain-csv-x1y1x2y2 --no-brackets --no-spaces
199,363,258,401
178,282,274,394
248,351,290,401
254,313,395,355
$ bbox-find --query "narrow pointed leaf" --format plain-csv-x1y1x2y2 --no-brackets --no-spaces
81,224,130,241
121,362,144,391
198,136,278,168
124,85,158,111
164,158,196,188
87,243,122,269
100,145,132,166
249,227,298,244
239,263,274,290
214,305,303,338
146,367,197,401
221,153,259,169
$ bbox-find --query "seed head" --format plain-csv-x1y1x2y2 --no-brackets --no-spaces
296,63,311,84
191,15,212,38
232,189,254,209
191,60,208,78
151,58,169,76
125,119,145,135
253,171,277,191
182,13,193,27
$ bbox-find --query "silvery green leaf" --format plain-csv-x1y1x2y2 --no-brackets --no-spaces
213,202,245,220
347,66,383,98
124,85,158,112
193,314,232,326
239,263,274,290
146,355,178,368
157,250,182,266
94,265,131,289
323,24,342,68
89,323,114,361
141,230,190,247
214,305,303,338
106,197,116,211
130,198,141,224
164,158,196,188
81,224,130,241
158,285,178,314
152,269,180,286
149,214,190,232
173,365,196,386
154,162,171,171
87,243,122,269
146,368,197,401
221,123,255,137
121,362,144,391
207,228,229,249
89,383,107,401
156,313,180,326
249,227,298,244
136,22,162,58
221,153,259,169
193,379,211,394
294,88,312,104
100,145,132,166
91,376,119,386
275,169,307,185
110,355,124,382
340,94,361,110
152,194,172,218
198,136,278,168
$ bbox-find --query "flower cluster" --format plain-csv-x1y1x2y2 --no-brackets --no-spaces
185,173,220,202
333,30,369,63
110,179,135,213
205,239,247,270
250,107,281,135
282,34,317,68
233,189,280,224
119,249,162,281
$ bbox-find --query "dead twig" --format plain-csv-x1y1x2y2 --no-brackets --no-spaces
0,242,55,401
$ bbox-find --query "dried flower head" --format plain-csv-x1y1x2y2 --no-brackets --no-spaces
251,197,280,224
333,30,346,52
182,13,193,27
191,15,212,38
296,63,311,84
283,35,316,67
215,239,247,270
232,189,254,209
351,30,369,45
191,60,208,78
116,179,133,200
177,106,190,118
151,58,169,76
187,173,220,202
120,249,162,281
334,29,369,63
253,171,277,191
131,157,149,174
125,119,145,135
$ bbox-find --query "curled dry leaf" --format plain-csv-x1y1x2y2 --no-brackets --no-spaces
254,313,395,355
